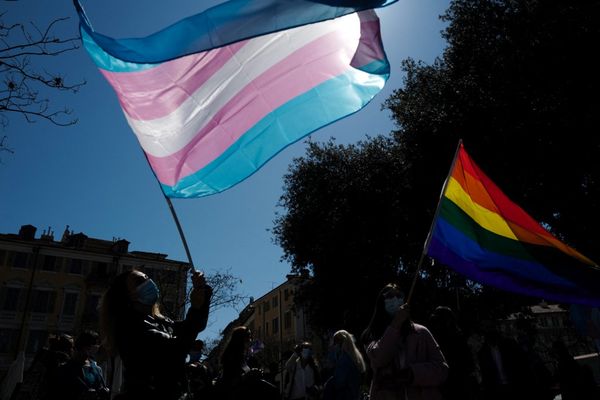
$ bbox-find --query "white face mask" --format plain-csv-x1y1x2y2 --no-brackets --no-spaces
384,296,404,315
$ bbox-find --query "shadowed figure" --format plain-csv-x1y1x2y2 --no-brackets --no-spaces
361,283,448,400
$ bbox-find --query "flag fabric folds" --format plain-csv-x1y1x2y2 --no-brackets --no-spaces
75,0,396,198
427,143,600,306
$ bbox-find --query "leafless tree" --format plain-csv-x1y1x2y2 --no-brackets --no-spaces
204,268,248,313
152,266,247,320
0,11,85,153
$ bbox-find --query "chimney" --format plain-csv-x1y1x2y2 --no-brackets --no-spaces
61,225,71,243
111,239,130,254
18,225,37,240
40,226,54,241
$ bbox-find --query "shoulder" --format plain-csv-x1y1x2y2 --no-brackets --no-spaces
410,323,437,340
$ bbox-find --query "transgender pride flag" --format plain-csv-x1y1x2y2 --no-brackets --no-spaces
75,0,397,198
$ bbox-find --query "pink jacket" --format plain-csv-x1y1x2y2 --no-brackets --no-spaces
367,323,448,400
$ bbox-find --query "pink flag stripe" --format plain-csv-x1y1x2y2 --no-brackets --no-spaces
123,15,363,158
99,41,247,121
100,26,338,126
119,15,382,159
100,14,363,126
146,28,362,186
350,19,386,68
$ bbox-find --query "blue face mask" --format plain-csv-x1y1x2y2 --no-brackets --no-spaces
384,296,404,315
301,348,312,359
189,352,202,363
136,279,159,305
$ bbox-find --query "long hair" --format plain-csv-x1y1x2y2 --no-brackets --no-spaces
360,283,410,346
220,326,251,378
99,269,161,355
334,330,366,373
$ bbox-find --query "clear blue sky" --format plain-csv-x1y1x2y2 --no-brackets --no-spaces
0,0,448,340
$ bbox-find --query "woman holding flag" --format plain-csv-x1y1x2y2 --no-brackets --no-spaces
99,269,212,400
361,283,448,400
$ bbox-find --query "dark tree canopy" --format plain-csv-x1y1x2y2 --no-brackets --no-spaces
274,138,416,333
274,0,600,334
388,0,600,259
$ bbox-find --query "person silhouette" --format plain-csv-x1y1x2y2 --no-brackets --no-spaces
361,283,448,400
99,269,212,400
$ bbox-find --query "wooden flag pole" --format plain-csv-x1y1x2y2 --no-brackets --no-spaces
142,153,196,270
163,194,195,269
406,139,463,305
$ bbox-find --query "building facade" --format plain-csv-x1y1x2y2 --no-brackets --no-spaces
245,273,312,364
498,302,598,378
0,224,189,374
208,273,315,370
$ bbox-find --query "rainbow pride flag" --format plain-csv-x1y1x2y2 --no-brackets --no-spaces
75,0,396,198
427,143,600,306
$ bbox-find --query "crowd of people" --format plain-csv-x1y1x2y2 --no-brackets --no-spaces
8,276,599,400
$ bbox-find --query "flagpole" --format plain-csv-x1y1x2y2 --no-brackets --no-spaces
141,153,196,270
163,195,195,268
406,139,463,305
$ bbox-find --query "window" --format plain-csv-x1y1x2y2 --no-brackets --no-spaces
95,262,108,277
284,311,292,330
284,289,289,301
272,317,279,334
161,270,177,284
265,322,269,336
1,287,22,311
41,255,57,272
0,329,19,353
263,301,270,313
32,290,56,313
12,252,29,269
272,296,278,308
0,250,6,267
62,292,79,316
68,259,83,275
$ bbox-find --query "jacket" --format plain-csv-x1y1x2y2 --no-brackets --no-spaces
117,301,210,400
367,323,448,400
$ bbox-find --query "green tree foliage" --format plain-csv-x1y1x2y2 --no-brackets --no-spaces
274,138,415,333
387,0,600,259
274,0,600,333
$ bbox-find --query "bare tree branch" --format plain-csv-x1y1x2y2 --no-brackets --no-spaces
0,12,84,154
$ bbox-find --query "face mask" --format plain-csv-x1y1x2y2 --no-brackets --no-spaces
384,296,404,315
301,348,312,359
136,279,159,305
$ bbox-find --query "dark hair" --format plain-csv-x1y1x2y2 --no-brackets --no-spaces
221,326,252,380
99,269,162,355
99,271,132,355
75,330,99,351
360,283,410,345
191,339,205,352
49,333,74,354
